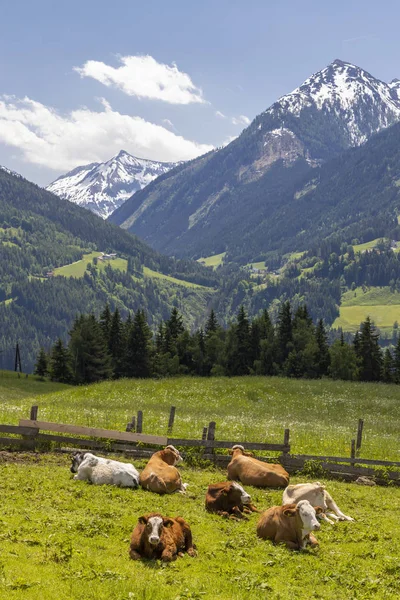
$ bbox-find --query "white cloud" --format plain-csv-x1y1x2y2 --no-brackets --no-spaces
0,96,213,171
231,115,251,126
215,110,226,119
221,135,238,147
162,118,175,130
74,55,206,105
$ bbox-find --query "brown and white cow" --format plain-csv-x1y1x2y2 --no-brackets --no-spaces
139,445,187,495
257,500,323,550
205,481,259,520
227,445,289,488
282,482,354,524
129,512,196,562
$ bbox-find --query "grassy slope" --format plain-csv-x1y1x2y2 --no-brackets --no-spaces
0,456,399,600
197,252,226,269
143,267,210,289
333,287,400,332
1,375,399,462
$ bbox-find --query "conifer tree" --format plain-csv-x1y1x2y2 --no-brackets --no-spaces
34,348,49,378
49,338,72,383
315,319,331,376
277,301,293,364
125,310,153,378
69,315,112,384
393,337,400,383
99,304,112,342
109,308,124,378
165,307,185,341
382,348,393,383
357,317,382,381
205,309,219,336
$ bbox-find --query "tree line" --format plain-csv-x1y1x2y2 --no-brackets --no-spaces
35,302,400,385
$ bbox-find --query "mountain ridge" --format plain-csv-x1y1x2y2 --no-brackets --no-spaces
110,59,400,260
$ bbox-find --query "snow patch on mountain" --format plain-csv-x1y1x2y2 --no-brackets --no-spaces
264,59,400,149
47,150,180,218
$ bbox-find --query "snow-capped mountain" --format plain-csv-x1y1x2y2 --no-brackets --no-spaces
0,165,22,179
47,151,180,218
259,59,400,164
110,59,400,260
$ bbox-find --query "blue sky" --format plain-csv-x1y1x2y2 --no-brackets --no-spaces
1,0,399,185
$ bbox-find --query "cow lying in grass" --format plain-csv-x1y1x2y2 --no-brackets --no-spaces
227,445,289,488
282,482,354,524
257,500,323,550
70,452,139,488
129,513,196,562
139,445,187,494
205,481,259,520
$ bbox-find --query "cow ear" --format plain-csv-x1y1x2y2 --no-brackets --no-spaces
163,518,174,528
283,508,297,518
315,506,325,515
138,515,148,525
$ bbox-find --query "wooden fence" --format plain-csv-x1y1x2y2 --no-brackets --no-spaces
0,406,399,485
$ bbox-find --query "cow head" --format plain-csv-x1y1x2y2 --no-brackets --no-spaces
229,445,253,457
283,500,322,533
161,445,182,465
138,513,174,546
230,482,251,505
70,451,88,473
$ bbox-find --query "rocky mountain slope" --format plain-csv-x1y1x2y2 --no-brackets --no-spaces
47,150,180,219
110,59,400,260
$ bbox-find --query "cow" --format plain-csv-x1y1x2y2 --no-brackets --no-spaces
282,482,354,524
139,445,187,494
205,481,259,520
257,500,324,550
70,452,139,488
227,445,289,488
129,513,196,562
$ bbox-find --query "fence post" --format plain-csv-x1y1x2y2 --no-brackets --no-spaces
201,426,208,441
30,405,38,421
206,421,216,458
126,416,136,433
351,439,356,460
283,428,290,454
137,411,143,434
168,406,176,434
356,419,364,453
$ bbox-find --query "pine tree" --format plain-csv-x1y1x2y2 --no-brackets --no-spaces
315,319,331,376
205,309,219,336
357,317,382,382
125,310,153,378
109,308,124,378
34,348,49,378
382,348,393,383
165,308,185,341
234,306,251,375
69,315,112,384
393,337,400,383
329,340,359,381
277,301,293,365
99,304,112,343
49,338,72,383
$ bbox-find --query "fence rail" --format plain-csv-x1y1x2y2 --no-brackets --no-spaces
0,406,397,485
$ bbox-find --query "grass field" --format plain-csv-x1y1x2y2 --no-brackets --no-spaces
332,305,400,333
197,252,226,269
54,252,102,277
143,267,210,290
1,453,399,600
0,374,399,462
341,287,400,307
1,374,400,598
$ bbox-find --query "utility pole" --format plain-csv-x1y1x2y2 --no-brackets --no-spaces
14,342,22,373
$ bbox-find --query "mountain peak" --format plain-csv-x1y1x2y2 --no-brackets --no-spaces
47,151,180,219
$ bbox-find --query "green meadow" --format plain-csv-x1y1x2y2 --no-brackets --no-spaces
0,374,399,462
333,286,400,332
1,374,400,598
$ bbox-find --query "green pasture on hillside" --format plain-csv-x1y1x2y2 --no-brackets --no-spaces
53,252,102,277
341,287,400,307
332,305,400,333
0,375,399,462
143,267,210,289
197,252,226,269
0,454,399,599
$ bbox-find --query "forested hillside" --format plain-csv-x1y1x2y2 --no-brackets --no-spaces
0,168,218,371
